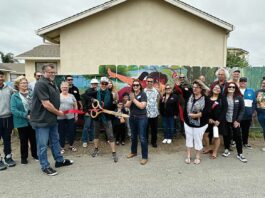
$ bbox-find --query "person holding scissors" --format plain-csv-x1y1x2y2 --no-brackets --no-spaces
85,77,118,163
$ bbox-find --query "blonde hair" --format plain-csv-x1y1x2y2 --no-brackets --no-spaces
14,76,28,90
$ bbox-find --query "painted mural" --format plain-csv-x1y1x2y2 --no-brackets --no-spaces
54,65,265,95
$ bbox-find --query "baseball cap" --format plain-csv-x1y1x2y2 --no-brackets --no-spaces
100,77,109,83
90,78,99,84
231,67,240,73
239,77,247,82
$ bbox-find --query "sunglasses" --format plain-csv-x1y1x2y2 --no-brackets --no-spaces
133,84,140,87
180,77,185,79
147,81,153,83
101,82,108,85
165,87,171,90
67,79,73,81
228,86,235,89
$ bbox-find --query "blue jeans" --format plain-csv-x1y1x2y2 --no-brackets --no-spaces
35,124,64,170
130,116,148,159
257,113,265,140
82,116,94,142
162,116,175,139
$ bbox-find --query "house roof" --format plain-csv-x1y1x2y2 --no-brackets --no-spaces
228,47,249,55
0,63,25,74
36,0,234,44
16,44,60,60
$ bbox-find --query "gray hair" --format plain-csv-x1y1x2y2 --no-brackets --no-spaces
215,67,230,79
42,64,54,72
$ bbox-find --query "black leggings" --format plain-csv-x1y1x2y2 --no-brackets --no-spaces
240,120,252,145
223,122,243,155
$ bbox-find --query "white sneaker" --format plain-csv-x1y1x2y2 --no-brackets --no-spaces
261,148,265,152
162,139,168,144
222,149,230,157
82,142,88,148
237,154,247,163
167,139,172,144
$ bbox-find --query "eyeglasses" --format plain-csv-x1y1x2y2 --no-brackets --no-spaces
147,81,153,83
101,82,108,85
228,86,235,89
133,84,140,87
67,79,73,81
165,87,171,90
180,77,185,79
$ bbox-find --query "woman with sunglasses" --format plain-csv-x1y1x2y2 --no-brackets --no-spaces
159,84,179,144
126,79,148,165
203,84,227,159
184,80,210,165
222,82,247,162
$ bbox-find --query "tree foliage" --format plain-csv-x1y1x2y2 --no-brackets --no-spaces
226,51,249,68
0,51,18,63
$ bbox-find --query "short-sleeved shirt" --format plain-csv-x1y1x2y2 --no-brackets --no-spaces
130,91,147,116
58,94,76,120
30,77,60,128
69,85,81,101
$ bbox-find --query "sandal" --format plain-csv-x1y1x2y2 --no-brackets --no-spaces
202,150,213,154
210,155,217,160
69,146,77,152
185,158,191,164
194,158,201,165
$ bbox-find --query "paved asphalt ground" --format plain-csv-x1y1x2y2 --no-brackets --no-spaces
1,136,265,198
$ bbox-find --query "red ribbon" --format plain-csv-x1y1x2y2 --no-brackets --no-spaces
63,110,85,115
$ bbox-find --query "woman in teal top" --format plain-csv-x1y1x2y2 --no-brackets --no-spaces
10,76,38,165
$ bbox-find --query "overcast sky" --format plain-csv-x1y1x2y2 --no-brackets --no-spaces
0,0,264,66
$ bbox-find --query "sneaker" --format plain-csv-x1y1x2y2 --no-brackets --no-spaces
0,158,7,171
91,148,99,158
4,154,16,167
121,142,125,145
112,152,118,163
167,139,172,144
162,139,168,144
43,167,58,176
55,159,74,168
21,159,28,165
261,148,265,152
33,156,39,161
116,141,120,145
140,159,148,165
222,149,231,157
237,154,247,163
82,142,88,148
243,144,252,149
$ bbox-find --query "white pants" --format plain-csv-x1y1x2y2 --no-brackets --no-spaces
184,123,208,151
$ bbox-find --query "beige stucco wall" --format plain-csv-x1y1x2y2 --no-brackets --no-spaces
25,60,60,82
60,0,228,75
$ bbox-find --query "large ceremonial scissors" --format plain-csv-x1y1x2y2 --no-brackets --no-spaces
90,99,129,118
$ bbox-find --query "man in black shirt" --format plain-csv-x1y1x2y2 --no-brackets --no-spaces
31,65,73,176
65,75,83,110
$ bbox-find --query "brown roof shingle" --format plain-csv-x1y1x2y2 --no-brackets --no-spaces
16,44,60,59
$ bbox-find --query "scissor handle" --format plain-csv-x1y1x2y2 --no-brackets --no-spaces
92,100,100,109
90,109,101,118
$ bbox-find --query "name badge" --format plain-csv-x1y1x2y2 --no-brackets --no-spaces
235,100,239,103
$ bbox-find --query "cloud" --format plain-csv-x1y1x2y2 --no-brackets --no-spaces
0,0,264,66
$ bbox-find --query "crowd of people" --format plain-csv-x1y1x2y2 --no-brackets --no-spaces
0,65,265,176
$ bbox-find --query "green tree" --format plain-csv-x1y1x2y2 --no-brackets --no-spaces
226,51,249,68
0,51,18,63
